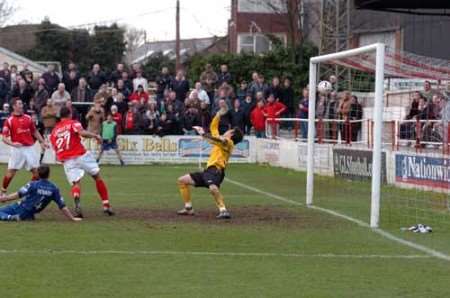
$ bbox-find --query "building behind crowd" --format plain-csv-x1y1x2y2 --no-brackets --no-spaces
130,37,229,65
351,4,450,59
0,47,47,77
227,0,450,60
0,24,41,53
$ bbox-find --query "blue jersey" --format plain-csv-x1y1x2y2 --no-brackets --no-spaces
17,180,66,215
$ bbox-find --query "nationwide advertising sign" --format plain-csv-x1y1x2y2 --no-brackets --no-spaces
395,154,450,189
333,148,387,182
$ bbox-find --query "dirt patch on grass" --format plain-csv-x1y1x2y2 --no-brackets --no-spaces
109,205,346,228
40,205,348,228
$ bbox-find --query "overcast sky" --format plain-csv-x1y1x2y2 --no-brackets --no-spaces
9,0,230,41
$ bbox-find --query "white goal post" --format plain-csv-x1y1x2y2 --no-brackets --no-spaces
306,43,385,228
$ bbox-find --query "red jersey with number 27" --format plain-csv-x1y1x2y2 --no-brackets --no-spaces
50,119,86,161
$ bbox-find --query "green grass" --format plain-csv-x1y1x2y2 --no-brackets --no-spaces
0,164,449,298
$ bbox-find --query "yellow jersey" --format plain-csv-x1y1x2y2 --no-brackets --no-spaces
205,114,234,170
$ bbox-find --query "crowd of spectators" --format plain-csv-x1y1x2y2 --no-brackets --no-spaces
0,60,447,144
400,81,450,144
0,61,299,138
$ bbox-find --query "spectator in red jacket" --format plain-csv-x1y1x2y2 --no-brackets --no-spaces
251,99,266,138
129,85,149,104
111,105,123,134
264,93,286,138
124,102,136,134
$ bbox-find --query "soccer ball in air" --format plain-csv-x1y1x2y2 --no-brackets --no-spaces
317,80,332,94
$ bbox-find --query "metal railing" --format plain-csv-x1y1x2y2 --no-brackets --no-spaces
266,117,450,154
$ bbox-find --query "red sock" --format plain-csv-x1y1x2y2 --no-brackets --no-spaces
71,185,81,199
2,176,12,191
95,179,110,209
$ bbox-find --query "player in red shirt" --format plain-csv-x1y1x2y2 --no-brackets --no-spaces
264,93,286,138
50,106,114,217
1,98,48,193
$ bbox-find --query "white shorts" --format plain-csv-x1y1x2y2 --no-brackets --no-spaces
8,146,40,171
63,152,100,183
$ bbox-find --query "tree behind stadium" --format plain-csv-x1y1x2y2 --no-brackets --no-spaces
23,19,126,74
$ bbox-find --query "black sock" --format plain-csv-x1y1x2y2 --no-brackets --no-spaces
74,197,81,209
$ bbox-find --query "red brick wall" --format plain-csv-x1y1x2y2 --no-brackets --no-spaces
0,25,38,53
235,12,290,34
229,0,293,53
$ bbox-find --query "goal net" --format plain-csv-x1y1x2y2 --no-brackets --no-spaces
305,43,450,244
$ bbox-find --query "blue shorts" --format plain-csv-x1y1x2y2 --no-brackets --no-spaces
0,203,34,221
102,140,118,151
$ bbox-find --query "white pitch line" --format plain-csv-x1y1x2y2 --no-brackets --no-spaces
225,178,450,262
309,205,371,228
226,179,303,206
0,249,431,259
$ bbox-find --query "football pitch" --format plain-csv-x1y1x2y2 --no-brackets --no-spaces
1,163,450,297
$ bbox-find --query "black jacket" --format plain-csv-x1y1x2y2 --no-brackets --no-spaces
171,78,190,102
41,72,60,93
280,87,295,114
218,110,232,134
267,85,283,101
182,109,201,131
217,72,232,86
117,87,131,101
123,79,134,93
231,108,246,131
156,74,172,96
12,86,34,106
0,78,10,104
62,77,79,94
87,71,107,90
241,99,256,124
349,103,363,120
110,70,124,86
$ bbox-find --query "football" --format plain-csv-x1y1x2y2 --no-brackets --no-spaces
317,80,333,94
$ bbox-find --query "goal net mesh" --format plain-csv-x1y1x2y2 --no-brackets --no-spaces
305,45,450,248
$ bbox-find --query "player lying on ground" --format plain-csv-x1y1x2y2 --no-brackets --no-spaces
1,98,49,194
50,106,114,218
0,165,81,222
176,104,244,219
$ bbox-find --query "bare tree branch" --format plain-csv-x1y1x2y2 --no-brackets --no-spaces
124,26,146,64
245,0,302,47
245,0,288,14
0,0,17,27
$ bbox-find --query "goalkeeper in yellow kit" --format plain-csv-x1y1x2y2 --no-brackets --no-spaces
176,103,244,219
